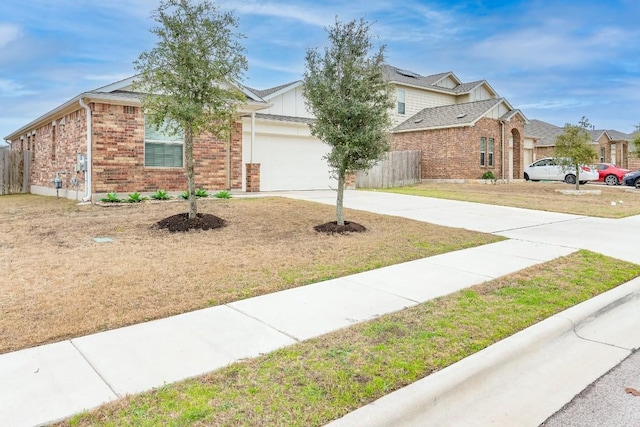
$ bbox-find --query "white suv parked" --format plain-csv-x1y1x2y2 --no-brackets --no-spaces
523,158,599,184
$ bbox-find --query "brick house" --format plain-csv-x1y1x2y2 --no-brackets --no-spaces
384,66,527,181
524,119,638,171
4,77,267,201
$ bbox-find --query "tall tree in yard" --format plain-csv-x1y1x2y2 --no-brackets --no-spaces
303,18,394,227
134,0,247,219
553,122,597,190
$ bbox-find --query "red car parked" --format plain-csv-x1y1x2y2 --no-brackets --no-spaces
596,163,631,185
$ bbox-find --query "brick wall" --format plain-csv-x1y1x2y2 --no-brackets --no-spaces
13,109,88,192
391,117,525,180
245,163,260,192
91,103,243,194
12,101,244,197
535,146,555,159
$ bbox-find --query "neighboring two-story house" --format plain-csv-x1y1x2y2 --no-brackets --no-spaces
241,65,528,186
383,66,527,181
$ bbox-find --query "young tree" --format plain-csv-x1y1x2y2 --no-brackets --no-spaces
303,18,394,227
554,123,597,190
134,0,247,219
633,123,640,157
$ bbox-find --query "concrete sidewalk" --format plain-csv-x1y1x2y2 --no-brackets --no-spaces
0,239,575,427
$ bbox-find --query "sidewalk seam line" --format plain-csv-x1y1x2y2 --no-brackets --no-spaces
492,216,587,233
69,340,121,398
225,305,301,343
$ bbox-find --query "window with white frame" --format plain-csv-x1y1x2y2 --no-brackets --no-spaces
480,137,486,166
600,147,605,162
397,89,406,115
144,117,184,168
488,138,495,167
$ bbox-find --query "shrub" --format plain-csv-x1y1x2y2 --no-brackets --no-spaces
481,171,496,180
213,190,232,199
125,192,147,203
151,190,170,200
100,192,121,203
181,189,209,199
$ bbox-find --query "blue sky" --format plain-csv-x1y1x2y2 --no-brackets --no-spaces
2,0,639,144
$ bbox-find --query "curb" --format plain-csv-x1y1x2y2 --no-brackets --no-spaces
326,277,640,427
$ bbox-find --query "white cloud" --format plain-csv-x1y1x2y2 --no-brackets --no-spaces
518,98,592,111
0,23,22,48
0,78,35,96
470,21,634,70
220,1,329,27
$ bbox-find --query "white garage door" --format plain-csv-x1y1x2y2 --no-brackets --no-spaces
250,134,337,191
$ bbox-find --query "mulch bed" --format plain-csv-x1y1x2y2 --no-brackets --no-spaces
155,212,227,232
314,221,366,234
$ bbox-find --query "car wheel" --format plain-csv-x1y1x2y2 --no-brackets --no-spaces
604,174,618,186
635,178,640,189
564,174,576,184
524,173,530,181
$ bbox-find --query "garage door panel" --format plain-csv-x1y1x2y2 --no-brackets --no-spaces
249,134,337,191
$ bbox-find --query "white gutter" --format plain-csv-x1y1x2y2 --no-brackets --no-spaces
79,98,93,202
500,119,506,181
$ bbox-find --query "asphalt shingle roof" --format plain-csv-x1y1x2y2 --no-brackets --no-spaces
525,119,634,146
392,98,503,132
524,119,564,146
245,81,300,99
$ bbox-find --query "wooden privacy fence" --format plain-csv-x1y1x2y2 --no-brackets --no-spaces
0,150,31,195
356,150,422,188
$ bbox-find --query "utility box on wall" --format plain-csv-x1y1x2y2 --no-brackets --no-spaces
76,153,87,172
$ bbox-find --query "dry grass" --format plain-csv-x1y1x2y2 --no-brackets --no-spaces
0,194,499,354
381,181,640,218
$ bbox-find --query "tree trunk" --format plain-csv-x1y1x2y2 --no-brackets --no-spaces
336,170,345,226
185,124,197,219
575,164,580,191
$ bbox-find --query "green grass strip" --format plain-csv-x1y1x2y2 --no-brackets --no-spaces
65,250,640,427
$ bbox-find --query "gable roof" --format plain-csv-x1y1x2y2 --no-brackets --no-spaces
245,81,301,100
383,65,497,97
392,98,505,133
5,76,267,141
605,129,632,141
525,119,634,147
524,119,564,146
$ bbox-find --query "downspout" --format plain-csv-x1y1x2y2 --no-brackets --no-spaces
226,119,231,190
500,119,506,181
79,97,93,202
250,112,255,163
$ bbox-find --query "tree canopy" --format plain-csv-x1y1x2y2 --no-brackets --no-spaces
134,0,247,218
554,122,597,190
303,18,394,226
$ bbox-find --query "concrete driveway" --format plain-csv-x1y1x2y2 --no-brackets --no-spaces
276,189,640,264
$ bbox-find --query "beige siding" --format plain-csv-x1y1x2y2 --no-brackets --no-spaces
482,103,510,120
392,85,456,126
434,75,458,89
261,86,313,118
469,85,493,102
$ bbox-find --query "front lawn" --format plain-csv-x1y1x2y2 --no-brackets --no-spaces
0,194,500,354
378,181,640,218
